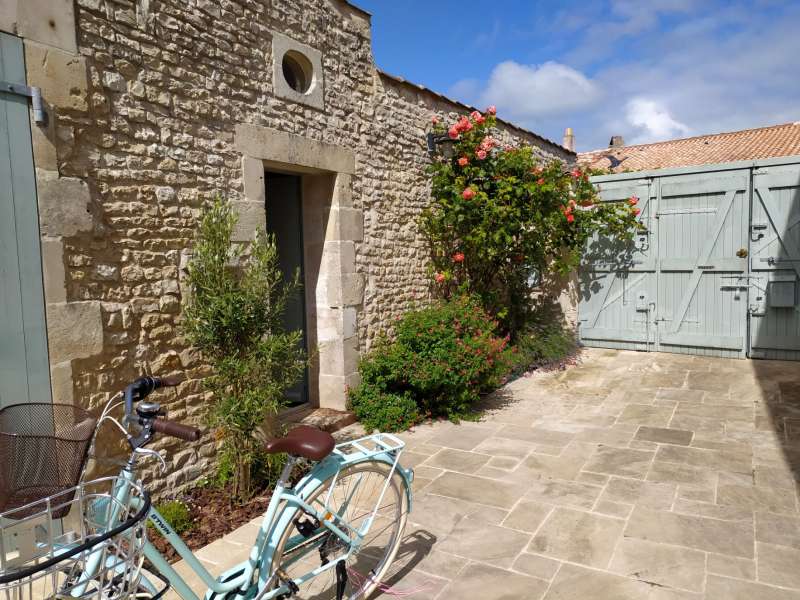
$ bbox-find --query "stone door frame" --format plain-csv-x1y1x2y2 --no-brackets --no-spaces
235,124,363,410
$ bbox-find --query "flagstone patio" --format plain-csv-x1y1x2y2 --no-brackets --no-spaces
168,348,800,599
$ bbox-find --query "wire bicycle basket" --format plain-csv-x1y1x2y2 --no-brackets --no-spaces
0,476,150,600
0,403,97,519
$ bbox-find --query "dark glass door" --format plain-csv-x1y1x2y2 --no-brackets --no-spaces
265,172,308,406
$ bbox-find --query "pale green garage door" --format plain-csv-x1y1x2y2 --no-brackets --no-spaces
0,32,51,407
580,157,800,360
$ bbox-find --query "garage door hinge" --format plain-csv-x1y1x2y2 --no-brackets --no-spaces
0,81,47,124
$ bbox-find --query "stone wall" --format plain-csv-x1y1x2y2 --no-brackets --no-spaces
3,0,573,490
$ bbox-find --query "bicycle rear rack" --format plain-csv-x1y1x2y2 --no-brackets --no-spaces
331,433,406,466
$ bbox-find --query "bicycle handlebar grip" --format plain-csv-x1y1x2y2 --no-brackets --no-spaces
152,419,201,442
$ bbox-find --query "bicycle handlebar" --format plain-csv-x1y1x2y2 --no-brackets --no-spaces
152,418,201,442
124,375,185,417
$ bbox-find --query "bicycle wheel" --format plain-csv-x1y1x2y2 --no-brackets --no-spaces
267,461,408,599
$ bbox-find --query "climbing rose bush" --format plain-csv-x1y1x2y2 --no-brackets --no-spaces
422,108,640,335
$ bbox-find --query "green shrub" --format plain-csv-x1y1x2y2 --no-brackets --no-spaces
349,386,419,433
510,320,577,374
349,296,512,431
153,500,192,535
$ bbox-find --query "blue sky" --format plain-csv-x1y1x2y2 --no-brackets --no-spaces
356,0,800,151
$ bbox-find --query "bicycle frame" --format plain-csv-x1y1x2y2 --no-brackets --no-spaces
115,433,413,600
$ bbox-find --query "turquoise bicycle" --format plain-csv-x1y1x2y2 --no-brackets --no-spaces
0,376,413,600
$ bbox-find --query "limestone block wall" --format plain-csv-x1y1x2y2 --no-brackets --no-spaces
2,0,574,490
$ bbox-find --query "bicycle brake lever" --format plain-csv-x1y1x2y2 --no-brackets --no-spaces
134,447,167,472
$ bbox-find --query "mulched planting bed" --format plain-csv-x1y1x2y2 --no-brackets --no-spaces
149,485,272,563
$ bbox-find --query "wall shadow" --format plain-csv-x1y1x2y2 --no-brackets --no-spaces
749,166,800,493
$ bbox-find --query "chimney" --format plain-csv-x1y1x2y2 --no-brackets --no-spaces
609,135,625,148
562,127,575,152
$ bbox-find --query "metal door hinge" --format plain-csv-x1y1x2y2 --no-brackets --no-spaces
0,81,47,124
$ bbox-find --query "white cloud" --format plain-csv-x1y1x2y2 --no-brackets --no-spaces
625,97,691,144
461,61,600,121
444,1,800,151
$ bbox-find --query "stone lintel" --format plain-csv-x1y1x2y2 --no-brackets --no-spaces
235,124,355,174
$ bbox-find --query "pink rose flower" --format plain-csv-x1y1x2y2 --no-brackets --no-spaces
567,213,575,223
452,252,465,263
633,208,641,216
470,110,481,120
571,168,582,179
448,127,459,140
458,156,469,167
462,187,476,200
629,196,639,205
476,149,487,160
434,272,445,283
431,115,439,125
537,178,545,185
486,105,497,115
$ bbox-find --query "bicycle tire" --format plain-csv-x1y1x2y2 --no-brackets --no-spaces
266,460,408,599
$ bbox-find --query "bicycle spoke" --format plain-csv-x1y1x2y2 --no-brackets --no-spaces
267,463,407,599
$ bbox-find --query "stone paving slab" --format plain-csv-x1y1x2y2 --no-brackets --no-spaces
166,349,800,599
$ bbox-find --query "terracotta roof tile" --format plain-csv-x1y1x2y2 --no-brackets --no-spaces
578,122,800,173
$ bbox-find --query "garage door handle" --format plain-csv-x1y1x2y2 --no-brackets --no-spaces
698,265,715,269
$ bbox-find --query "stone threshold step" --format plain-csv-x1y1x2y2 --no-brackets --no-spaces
279,406,358,434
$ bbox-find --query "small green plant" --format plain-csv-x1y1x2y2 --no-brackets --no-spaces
182,197,306,500
215,445,288,492
152,500,192,536
349,296,512,431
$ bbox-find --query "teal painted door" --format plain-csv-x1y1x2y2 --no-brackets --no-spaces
580,179,657,351
265,172,308,406
583,167,752,358
749,165,800,359
584,160,800,360
655,171,750,358
0,33,51,407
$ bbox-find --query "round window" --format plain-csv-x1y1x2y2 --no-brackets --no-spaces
282,50,314,94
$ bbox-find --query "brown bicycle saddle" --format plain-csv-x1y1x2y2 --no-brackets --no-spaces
263,425,336,461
